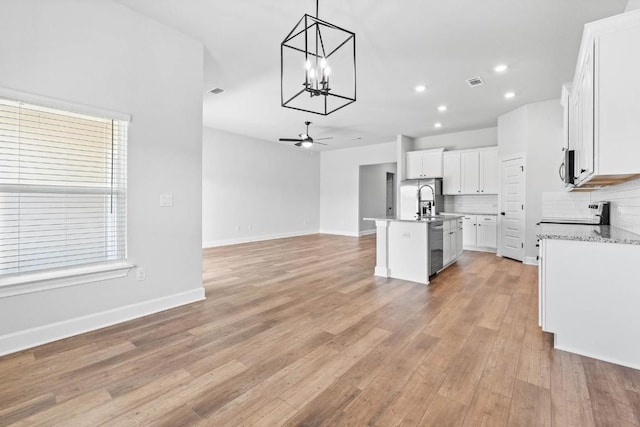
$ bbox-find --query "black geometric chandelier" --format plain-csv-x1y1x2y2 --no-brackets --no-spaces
281,0,356,116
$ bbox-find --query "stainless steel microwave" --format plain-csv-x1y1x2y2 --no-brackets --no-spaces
560,149,575,185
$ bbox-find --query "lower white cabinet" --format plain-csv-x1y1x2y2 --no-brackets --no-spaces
460,214,497,251
538,238,640,369
456,218,464,258
443,218,463,267
477,216,497,248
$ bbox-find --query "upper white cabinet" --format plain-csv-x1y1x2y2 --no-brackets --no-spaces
443,153,462,194
480,148,498,193
461,151,480,194
564,10,640,189
406,148,444,179
443,147,498,195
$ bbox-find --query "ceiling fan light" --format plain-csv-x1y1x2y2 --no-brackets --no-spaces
301,141,313,148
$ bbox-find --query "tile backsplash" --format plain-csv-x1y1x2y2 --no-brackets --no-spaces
592,177,640,235
542,176,640,235
443,195,498,214
541,192,592,219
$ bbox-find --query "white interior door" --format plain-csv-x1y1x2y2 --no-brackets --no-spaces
500,157,525,261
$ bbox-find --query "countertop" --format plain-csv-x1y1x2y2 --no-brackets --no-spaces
363,215,464,224
443,212,498,217
536,223,640,245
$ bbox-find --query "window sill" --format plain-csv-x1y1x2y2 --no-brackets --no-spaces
0,263,134,298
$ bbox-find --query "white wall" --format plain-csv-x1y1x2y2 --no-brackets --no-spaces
320,142,396,236
524,100,565,260
202,128,320,246
0,0,204,354
413,127,497,151
627,0,640,11
497,100,564,263
498,107,528,158
359,163,397,233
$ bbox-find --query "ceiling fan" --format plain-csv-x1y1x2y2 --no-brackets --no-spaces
278,121,332,148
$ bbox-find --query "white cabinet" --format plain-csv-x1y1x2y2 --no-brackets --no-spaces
476,215,497,248
406,148,444,179
443,153,461,195
456,218,464,258
443,147,498,195
538,237,640,369
480,149,499,194
461,152,480,194
442,218,461,267
564,11,640,189
443,220,452,266
460,214,497,251
462,215,476,247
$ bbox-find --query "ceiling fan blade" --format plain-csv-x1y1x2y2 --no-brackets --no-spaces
279,138,303,142
294,142,302,147
314,137,333,141
314,142,329,145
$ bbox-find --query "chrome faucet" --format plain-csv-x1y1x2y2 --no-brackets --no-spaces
417,184,435,220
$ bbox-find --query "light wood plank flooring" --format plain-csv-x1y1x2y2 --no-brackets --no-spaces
1,234,640,426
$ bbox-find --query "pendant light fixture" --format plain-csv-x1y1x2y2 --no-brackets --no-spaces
281,0,356,115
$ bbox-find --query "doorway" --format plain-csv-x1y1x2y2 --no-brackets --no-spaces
499,156,526,261
358,162,397,236
386,172,395,217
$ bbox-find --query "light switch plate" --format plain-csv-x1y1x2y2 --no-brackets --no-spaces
160,194,174,207
136,267,146,281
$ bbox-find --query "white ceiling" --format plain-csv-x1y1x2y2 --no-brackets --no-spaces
115,0,626,150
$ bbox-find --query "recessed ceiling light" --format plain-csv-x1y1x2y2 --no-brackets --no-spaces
415,85,427,93
434,122,442,129
504,91,516,99
437,105,447,112
209,88,225,95
494,64,508,73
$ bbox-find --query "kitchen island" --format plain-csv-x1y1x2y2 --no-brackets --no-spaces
364,215,464,285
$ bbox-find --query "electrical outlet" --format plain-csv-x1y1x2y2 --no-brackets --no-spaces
236,225,241,232
159,194,174,207
136,267,146,281
248,225,253,231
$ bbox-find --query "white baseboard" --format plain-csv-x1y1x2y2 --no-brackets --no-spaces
0,288,205,357
524,256,539,266
374,266,390,277
318,229,360,237
554,335,640,371
463,246,497,254
359,229,377,237
203,230,318,248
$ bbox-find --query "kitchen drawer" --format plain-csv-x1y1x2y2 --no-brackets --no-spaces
478,215,497,224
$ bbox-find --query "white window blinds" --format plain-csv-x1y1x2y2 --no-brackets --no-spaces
0,98,127,276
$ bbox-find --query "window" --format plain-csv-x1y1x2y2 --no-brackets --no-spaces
0,97,128,277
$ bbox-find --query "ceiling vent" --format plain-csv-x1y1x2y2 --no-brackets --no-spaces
209,88,225,95
465,77,485,87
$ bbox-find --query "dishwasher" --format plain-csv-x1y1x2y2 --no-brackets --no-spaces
429,221,444,276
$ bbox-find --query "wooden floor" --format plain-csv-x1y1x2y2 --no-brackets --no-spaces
1,234,640,426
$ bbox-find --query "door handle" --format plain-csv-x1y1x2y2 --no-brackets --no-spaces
500,212,506,216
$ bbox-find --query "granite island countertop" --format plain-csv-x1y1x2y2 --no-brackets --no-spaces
536,223,640,245
363,215,464,224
